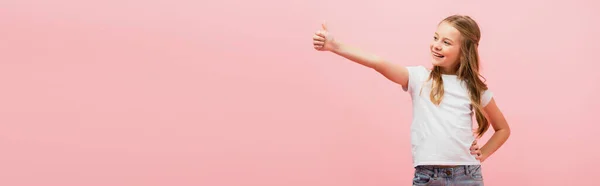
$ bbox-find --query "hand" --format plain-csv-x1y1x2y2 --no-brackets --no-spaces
313,23,337,51
470,140,487,162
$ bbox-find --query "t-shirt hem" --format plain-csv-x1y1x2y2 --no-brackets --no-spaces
413,161,481,168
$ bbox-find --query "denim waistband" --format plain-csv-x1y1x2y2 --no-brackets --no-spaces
415,165,480,178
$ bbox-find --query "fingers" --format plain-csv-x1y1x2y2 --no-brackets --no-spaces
475,153,483,161
472,149,482,162
471,140,480,150
313,39,324,50
313,22,330,50
470,143,481,156
470,140,483,162
313,34,325,48
470,146,478,151
313,34,325,42
313,40,324,47
315,30,327,38
313,44,325,50
313,31,327,50
471,147,483,162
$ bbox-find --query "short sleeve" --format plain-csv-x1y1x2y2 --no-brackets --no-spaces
481,89,494,107
402,66,428,93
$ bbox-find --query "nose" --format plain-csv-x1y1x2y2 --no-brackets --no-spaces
433,42,442,51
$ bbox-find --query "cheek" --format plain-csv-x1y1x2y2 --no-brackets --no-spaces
445,47,460,58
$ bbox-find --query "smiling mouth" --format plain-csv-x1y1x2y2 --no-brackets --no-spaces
432,52,445,58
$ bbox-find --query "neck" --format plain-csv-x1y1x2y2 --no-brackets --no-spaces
439,65,458,75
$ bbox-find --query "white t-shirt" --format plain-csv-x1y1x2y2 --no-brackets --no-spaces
403,66,493,167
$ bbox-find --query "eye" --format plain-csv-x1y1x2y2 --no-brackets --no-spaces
433,36,438,41
444,41,451,45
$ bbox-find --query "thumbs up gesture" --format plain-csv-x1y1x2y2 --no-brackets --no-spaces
313,23,337,51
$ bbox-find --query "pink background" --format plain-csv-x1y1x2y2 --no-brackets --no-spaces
1,0,598,185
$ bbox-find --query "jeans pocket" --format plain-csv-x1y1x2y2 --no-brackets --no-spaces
413,168,434,185
467,165,484,181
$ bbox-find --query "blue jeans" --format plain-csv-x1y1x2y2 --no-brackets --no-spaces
412,165,484,186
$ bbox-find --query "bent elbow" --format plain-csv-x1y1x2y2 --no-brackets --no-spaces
495,127,511,139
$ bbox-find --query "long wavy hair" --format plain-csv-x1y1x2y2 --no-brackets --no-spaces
427,15,490,138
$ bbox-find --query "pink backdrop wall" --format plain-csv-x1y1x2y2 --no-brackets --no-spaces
1,0,598,185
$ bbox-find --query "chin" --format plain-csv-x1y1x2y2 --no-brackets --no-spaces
431,59,444,66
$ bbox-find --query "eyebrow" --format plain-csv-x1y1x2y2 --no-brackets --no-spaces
434,32,455,43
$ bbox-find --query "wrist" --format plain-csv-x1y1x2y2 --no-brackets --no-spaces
330,40,342,52
480,149,490,161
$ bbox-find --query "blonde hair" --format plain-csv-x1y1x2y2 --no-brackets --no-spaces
427,15,490,138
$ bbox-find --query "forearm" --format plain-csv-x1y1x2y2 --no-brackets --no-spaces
481,128,510,160
330,41,386,69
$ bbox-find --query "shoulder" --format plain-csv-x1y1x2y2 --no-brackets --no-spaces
403,65,430,92
481,87,494,107
406,65,430,79
406,65,429,73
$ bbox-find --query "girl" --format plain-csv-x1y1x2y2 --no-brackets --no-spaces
312,15,510,186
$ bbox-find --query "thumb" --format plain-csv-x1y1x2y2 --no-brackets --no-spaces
321,22,328,31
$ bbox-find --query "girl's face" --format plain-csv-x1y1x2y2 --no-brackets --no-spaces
430,21,463,71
